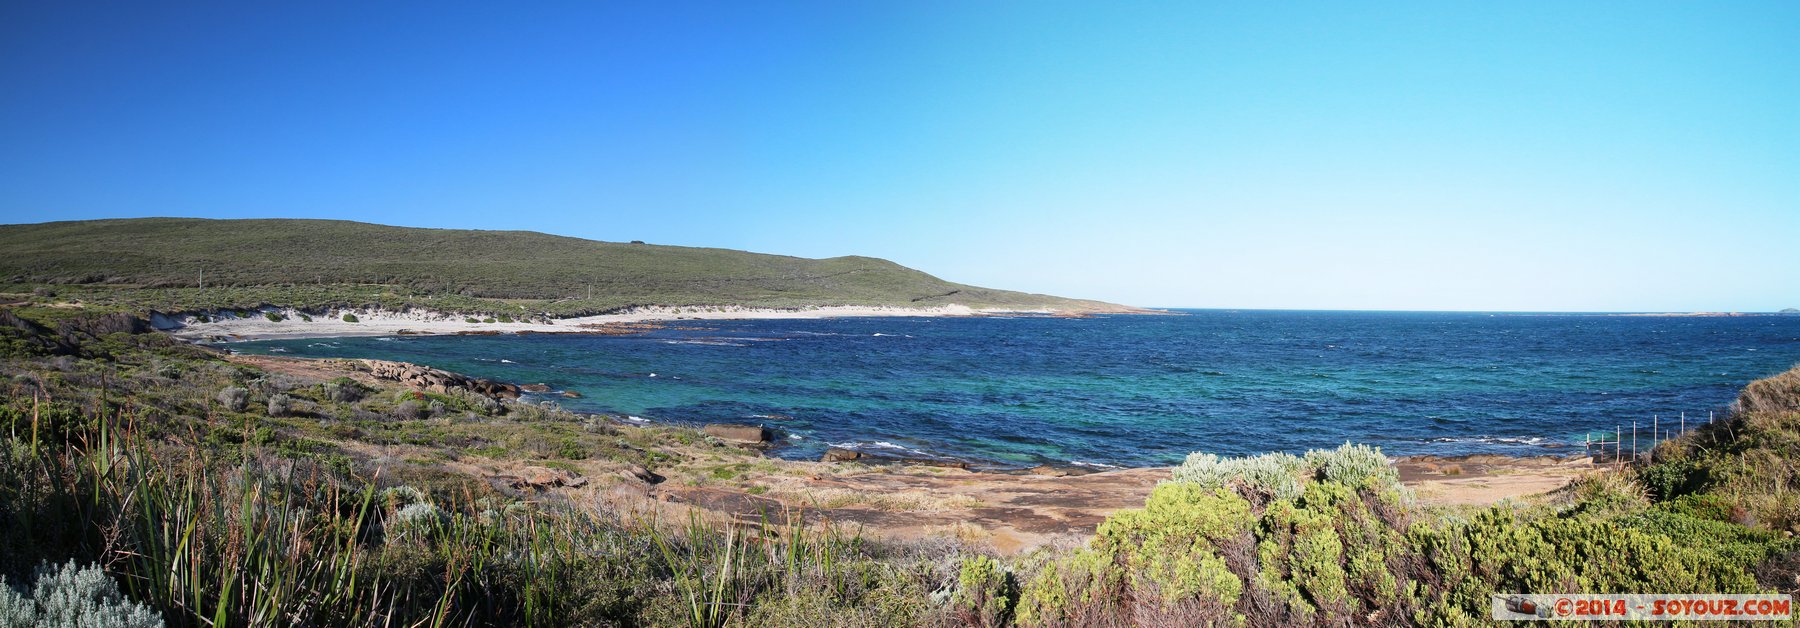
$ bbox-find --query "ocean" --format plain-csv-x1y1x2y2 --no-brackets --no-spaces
229,310,1800,468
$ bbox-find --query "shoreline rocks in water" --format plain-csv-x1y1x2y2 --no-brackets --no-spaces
356,359,521,400
703,423,771,444
817,446,969,469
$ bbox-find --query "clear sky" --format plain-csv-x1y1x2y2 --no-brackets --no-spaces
2,2,1795,312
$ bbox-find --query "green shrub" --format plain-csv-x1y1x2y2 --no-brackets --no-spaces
262,311,284,323
1640,458,1715,502
341,313,358,323
322,377,365,403
951,556,1015,627
298,314,312,322
464,318,479,324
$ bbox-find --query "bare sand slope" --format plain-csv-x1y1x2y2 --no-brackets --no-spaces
164,304,1086,342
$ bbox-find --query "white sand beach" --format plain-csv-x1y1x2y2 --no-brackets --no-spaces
158,304,1064,343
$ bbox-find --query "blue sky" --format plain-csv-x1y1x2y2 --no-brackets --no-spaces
2,2,1795,311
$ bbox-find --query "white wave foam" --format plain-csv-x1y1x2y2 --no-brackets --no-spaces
1069,460,1123,469
827,440,938,459
1427,435,1556,446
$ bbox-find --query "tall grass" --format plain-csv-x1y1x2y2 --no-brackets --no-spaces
0,395,939,626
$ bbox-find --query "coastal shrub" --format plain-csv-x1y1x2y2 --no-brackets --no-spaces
1640,458,1714,502
0,561,163,628
394,400,424,421
951,556,1016,627
1559,469,1650,519
152,361,181,380
1168,451,1306,503
262,311,284,323
482,318,496,324
464,318,479,324
496,314,514,323
386,502,447,543
341,313,358,323
322,377,365,403
1304,442,1398,490
298,314,312,322
267,393,294,417
215,386,249,412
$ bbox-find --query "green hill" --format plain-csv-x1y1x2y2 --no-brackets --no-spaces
0,218,1132,318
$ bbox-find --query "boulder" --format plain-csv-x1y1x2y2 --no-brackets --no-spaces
500,466,588,490
704,423,771,443
619,464,664,484
520,383,552,393
821,448,863,462
560,390,583,398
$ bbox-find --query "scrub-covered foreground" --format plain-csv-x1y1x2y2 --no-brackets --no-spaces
1,312,1796,626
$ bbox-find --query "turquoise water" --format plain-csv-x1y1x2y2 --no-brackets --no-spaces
230,310,1800,468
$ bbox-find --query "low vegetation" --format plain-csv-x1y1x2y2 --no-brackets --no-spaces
2,308,1797,626
0,218,1120,320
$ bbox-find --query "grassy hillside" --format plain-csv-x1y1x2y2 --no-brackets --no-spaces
0,218,1129,318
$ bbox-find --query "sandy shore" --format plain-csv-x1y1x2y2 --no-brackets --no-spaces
161,304,1072,343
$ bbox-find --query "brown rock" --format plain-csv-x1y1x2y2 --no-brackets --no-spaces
514,466,587,490
821,448,863,462
704,423,771,443
358,359,520,399
520,383,552,393
619,464,664,484
1028,465,1071,477
561,390,583,398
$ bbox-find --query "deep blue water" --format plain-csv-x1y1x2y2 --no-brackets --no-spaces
229,310,1800,468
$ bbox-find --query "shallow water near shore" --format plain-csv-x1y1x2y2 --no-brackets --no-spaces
230,310,1800,468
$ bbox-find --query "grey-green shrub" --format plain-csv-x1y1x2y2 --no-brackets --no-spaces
267,394,294,417
216,386,249,412
387,502,447,543
1169,451,1305,502
1304,442,1399,489
0,561,163,628
0,581,32,628
1169,444,1401,503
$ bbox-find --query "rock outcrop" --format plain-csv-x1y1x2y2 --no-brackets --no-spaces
356,359,520,399
703,423,771,443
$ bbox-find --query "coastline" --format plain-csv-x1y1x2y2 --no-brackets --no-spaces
221,348,1600,553
162,303,1151,343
